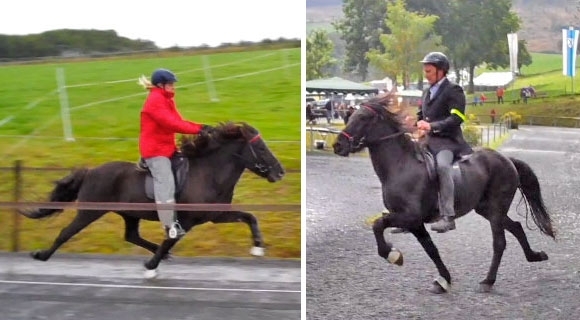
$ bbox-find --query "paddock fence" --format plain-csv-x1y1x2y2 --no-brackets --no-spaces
0,162,300,253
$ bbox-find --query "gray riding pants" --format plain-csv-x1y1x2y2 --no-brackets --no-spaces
144,156,176,227
435,150,455,217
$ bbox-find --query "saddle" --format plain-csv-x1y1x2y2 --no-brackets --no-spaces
136,152,189,200
418,147,471,189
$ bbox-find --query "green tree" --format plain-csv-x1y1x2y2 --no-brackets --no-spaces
442,0,522,92
306,29,337,80
517,40,533,75
405,0,528,91
334,0,389,81
367,0,443,88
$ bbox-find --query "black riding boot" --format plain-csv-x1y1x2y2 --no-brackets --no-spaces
431,151,456,233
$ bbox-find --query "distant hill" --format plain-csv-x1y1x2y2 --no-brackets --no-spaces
0,29,157,59
306,0,577,53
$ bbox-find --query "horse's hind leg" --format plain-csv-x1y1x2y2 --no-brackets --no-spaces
211,211,265,256
478,216,507,292
502,216,548,262
122,216,172,260
31,210,106,261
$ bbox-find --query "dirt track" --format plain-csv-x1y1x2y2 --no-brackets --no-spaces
306,126,580,320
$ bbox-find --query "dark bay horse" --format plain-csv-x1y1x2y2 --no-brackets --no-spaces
20,122,285,278
333,94,555,293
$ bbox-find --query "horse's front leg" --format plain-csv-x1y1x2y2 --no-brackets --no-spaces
372,211,420,265
409,225,452,294
211,211,265,256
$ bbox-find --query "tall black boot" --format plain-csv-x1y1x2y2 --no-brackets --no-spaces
431,155,456,233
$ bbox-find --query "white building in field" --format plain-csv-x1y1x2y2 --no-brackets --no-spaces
472,72,515,91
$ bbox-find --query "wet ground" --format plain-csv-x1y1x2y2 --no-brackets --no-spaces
0,253,300,320
306,126,580,320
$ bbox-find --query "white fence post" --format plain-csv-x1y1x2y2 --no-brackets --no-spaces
56,68,75,142
202,55,220,102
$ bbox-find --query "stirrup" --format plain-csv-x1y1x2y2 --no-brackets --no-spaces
167,223,186,239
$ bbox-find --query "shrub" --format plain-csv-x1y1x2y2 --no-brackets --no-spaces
463,124,481,147
468,113,481,125
501,111,522,129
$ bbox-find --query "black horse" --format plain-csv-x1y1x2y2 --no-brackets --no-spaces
333,93,555,293
20,122,285,278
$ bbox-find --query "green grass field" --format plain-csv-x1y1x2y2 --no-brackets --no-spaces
0,48,301,258
467,52,580,125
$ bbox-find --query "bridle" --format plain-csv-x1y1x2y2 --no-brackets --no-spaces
340,104,405,150
235,133,271,175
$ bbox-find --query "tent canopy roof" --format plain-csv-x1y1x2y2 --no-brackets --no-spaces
305,77,379,94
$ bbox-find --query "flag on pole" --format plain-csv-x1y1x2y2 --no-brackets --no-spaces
507,33,518,74
562,27,580,77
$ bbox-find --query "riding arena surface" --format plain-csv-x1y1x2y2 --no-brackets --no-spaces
0,253,300,320
307,125,580,320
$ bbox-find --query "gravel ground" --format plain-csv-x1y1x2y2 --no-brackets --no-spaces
306,126,580,320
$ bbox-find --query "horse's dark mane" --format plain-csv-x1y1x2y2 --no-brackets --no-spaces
364,93,417,153
179,121,256,158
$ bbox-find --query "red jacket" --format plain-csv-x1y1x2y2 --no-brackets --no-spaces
139,87,203,158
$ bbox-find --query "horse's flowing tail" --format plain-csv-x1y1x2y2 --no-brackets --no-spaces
19,168,89,219
510,157,556,239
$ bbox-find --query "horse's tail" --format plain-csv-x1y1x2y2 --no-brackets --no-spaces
19,168,89,219
510,157,556,239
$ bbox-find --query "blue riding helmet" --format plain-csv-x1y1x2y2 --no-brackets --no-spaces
151,69,178,86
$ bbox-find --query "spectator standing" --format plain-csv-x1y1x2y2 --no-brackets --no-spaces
496,86,505,104
472,94,480,106
324,99,332,124
479,92,487,106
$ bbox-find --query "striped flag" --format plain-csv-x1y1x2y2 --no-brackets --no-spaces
562,27,580,77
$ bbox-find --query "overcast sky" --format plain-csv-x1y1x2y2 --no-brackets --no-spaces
1,0,304,48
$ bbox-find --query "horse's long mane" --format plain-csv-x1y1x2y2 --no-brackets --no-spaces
363,92,417,152
179,121,255,158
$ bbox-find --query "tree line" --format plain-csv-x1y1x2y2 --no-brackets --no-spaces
307,0,534,93
0,29,158,59
0,29,300,61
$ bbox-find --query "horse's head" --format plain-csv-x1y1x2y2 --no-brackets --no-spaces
231,122,285,182
183,122,285,182
333,92,405,156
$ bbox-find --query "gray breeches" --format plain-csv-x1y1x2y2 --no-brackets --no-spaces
435,150,455,216
144,156,176,227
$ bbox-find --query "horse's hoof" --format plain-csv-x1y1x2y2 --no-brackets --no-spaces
478,283,493,293
143,268,158,279
250,246,265,257
430,276,450,294
539,251,549,261
30,250,47,261
385,248,404,266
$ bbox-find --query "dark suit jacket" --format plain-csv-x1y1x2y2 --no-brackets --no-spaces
417,78,472,157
